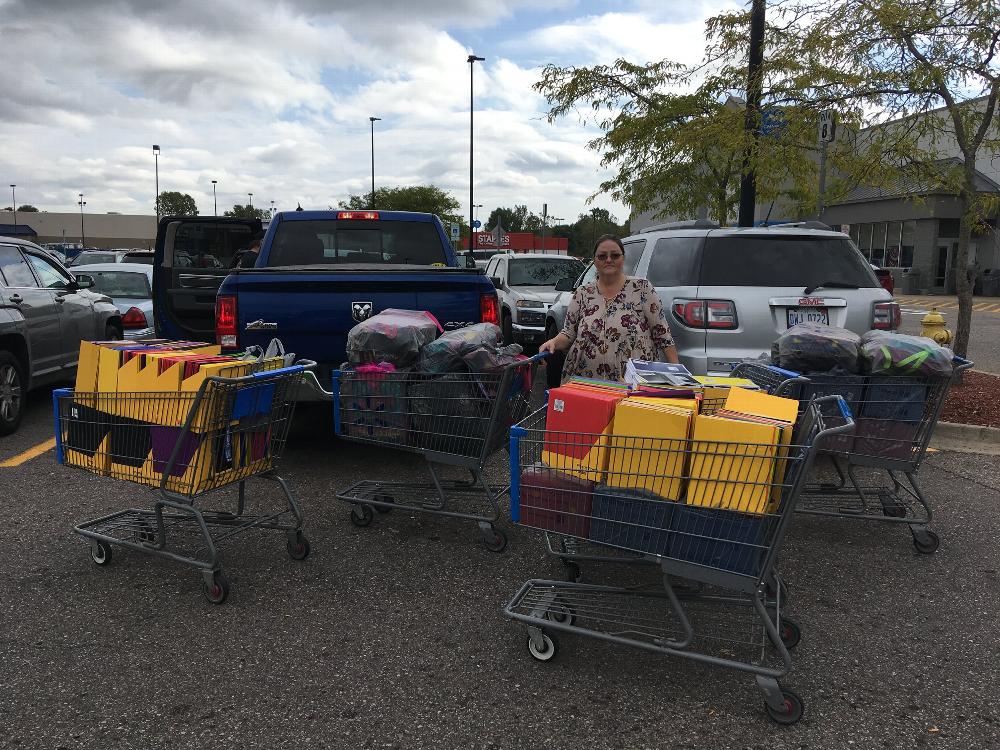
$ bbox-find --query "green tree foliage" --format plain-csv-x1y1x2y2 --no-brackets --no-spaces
485,205,542,232
16,204,39,212
223,204,271,221
156,191,199,216
708,0,999,356
566,209,629,259
339,185,464,229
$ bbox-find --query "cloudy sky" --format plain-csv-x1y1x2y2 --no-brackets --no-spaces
1,0,736,225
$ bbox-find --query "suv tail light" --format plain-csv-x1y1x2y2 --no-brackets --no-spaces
121,306,148,329
873,301,901,330
671,299,738,329
480,293,499,325
216,295,238,348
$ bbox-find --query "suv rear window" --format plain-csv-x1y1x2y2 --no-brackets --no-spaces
647,237,702,286
266,220,446,266
699,235,878,288
122,252,154,265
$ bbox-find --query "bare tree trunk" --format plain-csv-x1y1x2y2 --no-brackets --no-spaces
952,160,977,358
717,191,729,226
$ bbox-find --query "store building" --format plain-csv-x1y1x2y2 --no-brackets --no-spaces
0,210,157,249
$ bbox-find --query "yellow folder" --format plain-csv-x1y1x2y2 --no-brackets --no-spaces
686,414,780,515
606,401,693,500
625,396,700,413
723,387,799,424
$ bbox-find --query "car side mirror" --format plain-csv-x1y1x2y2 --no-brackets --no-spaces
73,274,94,289
490,276,503,289
554,276,576,292
464,252,476,269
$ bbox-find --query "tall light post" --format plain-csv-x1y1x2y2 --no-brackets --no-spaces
152,145,160,220
473,203,483,247
270,200,275,218
10,185,15,230
211,180,218,215
248,193,253,211
77,193,87,247
369,116,381,208
468,53,485,256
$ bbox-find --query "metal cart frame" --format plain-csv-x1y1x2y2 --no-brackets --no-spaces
732,358,972,554
327,353,544,551
55,361,314,604
504,395,852,724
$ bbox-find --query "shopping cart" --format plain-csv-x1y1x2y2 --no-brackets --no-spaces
504,395,852,724
54,361,314,604
731,358,972,554
329,353,544,551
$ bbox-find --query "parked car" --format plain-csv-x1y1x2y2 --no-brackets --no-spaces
71,262,155,339
544,221,898,380
69,249,153,267
0,237,122,434
871,264,895,294
483,252,585,346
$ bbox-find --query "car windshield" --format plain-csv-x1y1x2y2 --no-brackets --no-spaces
74,253,116,265
122,253,153,265
508,258,585,286
699,236,878,287
85,271,151,298
266,219,448,266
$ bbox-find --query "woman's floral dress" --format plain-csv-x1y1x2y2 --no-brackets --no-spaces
560,277,675,383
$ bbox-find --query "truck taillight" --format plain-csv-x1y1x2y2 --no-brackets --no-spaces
873,301,901,330
121,306,148,329
480,293,499,325
671,299,738,329
337,211,379,220
216,295,238,348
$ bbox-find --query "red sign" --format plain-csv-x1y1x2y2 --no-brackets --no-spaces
797,297,825,306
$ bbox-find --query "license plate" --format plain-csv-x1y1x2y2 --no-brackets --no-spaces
787,307,829,326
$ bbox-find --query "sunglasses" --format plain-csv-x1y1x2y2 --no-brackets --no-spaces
595,252,623,261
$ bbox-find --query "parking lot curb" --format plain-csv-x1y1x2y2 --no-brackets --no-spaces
932,421,1000,449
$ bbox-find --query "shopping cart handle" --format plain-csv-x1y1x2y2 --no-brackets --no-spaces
835,395,854,424
953,356,974,371
766,365,803,379
528,350,550,363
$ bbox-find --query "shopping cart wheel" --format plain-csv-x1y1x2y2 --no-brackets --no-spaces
546,605,575,627
135,521,156,545
912,529,940,555
764,688,804,725
526,631,559,662
483,529,508,553
286,533,311,561
778,619,801,650
350,504,374,528
372,494,394,514
90,541,113,566
203,573,230,605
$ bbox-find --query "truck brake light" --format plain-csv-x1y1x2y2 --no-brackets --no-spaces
480,293,499,325
337,211,379,220
216,295,238,348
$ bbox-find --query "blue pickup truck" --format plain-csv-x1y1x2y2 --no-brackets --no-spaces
152,210,499,395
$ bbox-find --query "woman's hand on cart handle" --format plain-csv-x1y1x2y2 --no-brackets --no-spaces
539,332,569,355
529,350,550,363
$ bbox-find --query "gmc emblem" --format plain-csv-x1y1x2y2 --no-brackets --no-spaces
351,301,374,322
798,297,824,306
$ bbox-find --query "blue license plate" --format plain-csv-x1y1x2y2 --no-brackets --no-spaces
786,307,829,326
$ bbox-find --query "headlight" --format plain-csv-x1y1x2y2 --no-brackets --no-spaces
516,299,544,308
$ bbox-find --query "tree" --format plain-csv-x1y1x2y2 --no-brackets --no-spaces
485,205,542,232
223,204,271,221
156,191,199,216
567,209,629,259
720,0,1000,357
17,204,39,212
339,185,464,228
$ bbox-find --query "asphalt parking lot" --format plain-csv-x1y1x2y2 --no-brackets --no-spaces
2,380,1000,750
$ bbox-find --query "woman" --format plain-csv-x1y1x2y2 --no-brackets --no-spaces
540,234,678,383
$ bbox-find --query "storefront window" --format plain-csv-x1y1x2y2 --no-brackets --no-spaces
858,222,872,260
870,221,886,266
900,220,916,268
884,221,903,267
849,224,860,245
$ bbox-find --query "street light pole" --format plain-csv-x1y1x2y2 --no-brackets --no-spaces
10,185,15,230
152,145,160,221
270,200,275,218
77,193,87,247
369,116,381,209
248,193,253,210
211,180,218,215
468,54,485,257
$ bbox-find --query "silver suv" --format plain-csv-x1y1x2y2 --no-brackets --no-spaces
545,221,898,377
485,252,585,346
0,237,122,434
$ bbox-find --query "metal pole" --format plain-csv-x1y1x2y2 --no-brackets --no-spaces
737,0,766,227
212,180,217,216
369,116,380,209
78,193,86,246
468,54,485,257
153,145,160,221
817,138,828,219
541,203,547,254
10,185,15,230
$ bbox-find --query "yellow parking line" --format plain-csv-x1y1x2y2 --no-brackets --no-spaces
0,437,57,468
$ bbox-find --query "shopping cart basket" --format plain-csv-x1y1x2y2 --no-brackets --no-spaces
732,358,972,554
504,395,852,724
54,361,314,604
328,353,544,551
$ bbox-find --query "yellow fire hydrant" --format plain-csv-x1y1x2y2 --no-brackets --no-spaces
920,308,953,345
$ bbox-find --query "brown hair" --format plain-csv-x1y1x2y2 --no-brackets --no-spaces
593,234,625,254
